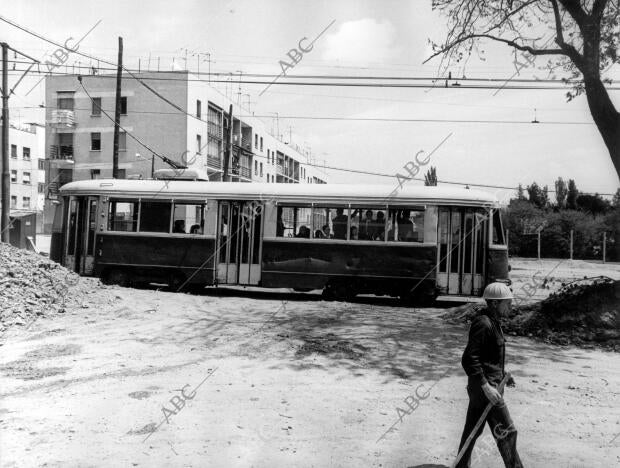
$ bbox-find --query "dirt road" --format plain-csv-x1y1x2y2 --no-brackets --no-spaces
1,259,619,467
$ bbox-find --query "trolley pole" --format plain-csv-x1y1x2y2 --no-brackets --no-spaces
1,43,10,242
537,229,541,260
112,37,123,179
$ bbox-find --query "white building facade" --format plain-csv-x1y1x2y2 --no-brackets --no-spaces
2,123,45,221
43,71,327,231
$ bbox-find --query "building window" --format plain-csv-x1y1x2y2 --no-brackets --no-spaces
267,174,270,183
196,135,202,155
23,172,31,184
254,134,258,149
91,132,101,151
10,145,17,158
38,159,45,170
260,137,263,151
10,196,16,208
23,147,31,160
260,162,263,177
92,97,102,116
254,160,258,175
38,183,45,193
22,197,30,209
57,92,74,110
91,169,101,179
120,96,127,115
119,131,127,151
10,170,16,182
196,100,202,119
207,105,223,138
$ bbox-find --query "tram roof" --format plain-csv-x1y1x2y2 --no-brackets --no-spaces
59,180,498,207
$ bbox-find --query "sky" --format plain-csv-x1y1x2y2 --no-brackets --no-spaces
2,0,619,203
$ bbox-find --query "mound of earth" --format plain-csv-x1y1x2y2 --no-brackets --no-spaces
442,277,620,351
0,242,100,333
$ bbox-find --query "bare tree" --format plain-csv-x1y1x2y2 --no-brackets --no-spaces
427,0,620,180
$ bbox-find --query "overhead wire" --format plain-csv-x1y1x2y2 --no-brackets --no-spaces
9,67,620,91
2,14,616,196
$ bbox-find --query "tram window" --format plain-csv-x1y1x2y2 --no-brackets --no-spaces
349,208,386,241
492,210,505,245
173,203,206,234
139,201,172,233
387,208,425,242
276,206,312,238
310,206,346,239
108,200,138,232
311,207,331,239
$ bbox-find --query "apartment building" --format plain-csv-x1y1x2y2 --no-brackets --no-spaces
1,123,45,220
43,71,327,230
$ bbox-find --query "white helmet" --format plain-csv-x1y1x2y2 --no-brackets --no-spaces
483,282,513,300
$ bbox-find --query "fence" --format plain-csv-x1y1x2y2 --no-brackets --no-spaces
507,229,615,262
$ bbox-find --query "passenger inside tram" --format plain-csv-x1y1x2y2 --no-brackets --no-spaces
173,219,186,233
296,225,310,238
332,208,348,239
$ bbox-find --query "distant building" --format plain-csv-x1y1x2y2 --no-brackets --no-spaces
43,71,327,231
0,122,45,231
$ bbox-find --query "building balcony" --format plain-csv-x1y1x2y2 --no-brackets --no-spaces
206,155,222,170
233,134,252,151
50,110,76,128
49,145,74,160
239,166,251,179
232,165,251,179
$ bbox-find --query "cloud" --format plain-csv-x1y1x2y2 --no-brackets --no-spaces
322,19,400,64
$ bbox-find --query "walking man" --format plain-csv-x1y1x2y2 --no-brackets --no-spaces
455,282,524,468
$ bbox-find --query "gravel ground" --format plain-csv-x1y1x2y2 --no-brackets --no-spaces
0,257,619,467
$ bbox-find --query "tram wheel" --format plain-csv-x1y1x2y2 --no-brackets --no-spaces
167,272,187,292
104,268,130,287
323,282,356,302
399,290,437,307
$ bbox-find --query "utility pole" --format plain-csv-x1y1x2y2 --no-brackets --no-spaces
151,153,155,178
112,37,123,178
1,43,10,242
222,105,233,182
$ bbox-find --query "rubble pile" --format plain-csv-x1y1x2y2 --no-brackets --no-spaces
0,242,98,332
443,277,620,351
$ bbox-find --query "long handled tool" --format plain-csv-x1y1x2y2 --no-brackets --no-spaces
450,373,510,468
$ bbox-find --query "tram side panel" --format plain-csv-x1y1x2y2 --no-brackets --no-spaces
94,234,216,285
260,239,438,296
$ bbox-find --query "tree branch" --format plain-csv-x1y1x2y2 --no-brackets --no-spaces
550,0,585,69
557,0,588,27
424,33,563,64
592,0,609,19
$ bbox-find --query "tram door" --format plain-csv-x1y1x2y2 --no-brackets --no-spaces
65,196,98,275
436,207,487,295
216,201,263,285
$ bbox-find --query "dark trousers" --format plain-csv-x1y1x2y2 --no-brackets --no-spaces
456,384,523,468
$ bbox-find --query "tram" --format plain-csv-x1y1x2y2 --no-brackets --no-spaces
50,180,510,302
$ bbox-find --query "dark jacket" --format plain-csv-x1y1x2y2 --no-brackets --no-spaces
461,308,506,387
